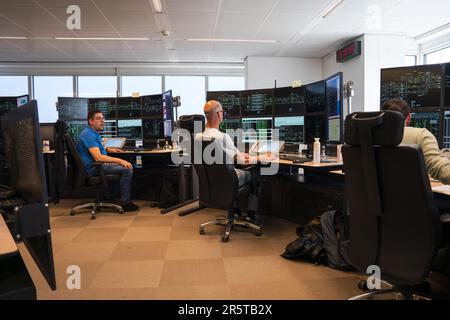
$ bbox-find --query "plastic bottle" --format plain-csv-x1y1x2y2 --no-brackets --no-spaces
313,138,321,164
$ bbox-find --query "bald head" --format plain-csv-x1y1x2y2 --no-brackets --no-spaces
203,100,223,128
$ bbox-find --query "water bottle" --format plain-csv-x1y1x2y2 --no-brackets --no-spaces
313,138,321,164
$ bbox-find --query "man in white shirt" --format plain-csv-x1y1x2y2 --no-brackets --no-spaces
197,100,274,221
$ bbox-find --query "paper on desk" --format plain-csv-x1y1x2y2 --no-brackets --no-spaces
432,185,450,193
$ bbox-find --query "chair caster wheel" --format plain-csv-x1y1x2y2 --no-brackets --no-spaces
70,210,76,216
119,210,124,214
256,229,262,236
199,227,205,235
358,280,369,291
91,213,96,220
222,235,229,242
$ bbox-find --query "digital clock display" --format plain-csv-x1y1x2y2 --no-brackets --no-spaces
336,41,361,63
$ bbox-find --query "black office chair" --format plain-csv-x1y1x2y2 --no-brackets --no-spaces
343,110,448,300
64,133,123,219
196,138,262,242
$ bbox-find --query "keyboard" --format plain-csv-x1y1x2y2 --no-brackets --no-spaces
279,154,311,163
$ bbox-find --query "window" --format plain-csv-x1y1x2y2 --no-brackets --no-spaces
0,76,28,96
404,55,417,66
425,46,450,64
208,76,245,91
34,76,74,123
165,76,206,119
121,76,162,97
78,76,117,98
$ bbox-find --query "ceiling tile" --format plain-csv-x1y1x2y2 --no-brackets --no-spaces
101,10,154,28
94,0,151,11
221,0,277,13
217,12,266,29
165,0,219,12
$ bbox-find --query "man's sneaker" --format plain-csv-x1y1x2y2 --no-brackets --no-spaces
121,201,139,212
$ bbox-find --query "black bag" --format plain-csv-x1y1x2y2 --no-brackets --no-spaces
156,179,178,209
281,217,325,264
320,210,355,271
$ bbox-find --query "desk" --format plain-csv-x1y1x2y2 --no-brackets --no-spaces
0,214,16,256
274,158,344,172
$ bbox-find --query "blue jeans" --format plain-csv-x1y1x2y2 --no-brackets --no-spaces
90,164,133,203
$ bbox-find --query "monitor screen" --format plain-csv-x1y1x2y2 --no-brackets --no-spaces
100,120,117,138
206,91,241,117
142,94,163,117
57,97,88,120
162,90,173,137
241,89,273,116
443,111,450,149
274,116,304,144
117,97,142,118
219,118,242,133
88,97,116,119
0,96,18,116
103,137,125,149
242,117,273,142
381,64,443,108
16,95,29,107
273,86,305,115
143,118,164,139
445,63,450,107
118,119,142,140
326,73,343,143
66,120,88,140
409,112,440,140
304,114,326,145
305,81,326,113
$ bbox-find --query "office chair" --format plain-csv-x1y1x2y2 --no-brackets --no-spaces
196,138,262,242
64,133,123,219
343,110,447,300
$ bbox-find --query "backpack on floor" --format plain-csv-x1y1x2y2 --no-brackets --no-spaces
320,210,355,271
156,179,178,209
280,216,325,265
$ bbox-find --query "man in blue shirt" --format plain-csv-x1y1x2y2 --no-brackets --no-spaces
77,110,138,212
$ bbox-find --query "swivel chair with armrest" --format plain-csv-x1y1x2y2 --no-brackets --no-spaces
64,133,123,220
343,111,448,300
196,138,262,242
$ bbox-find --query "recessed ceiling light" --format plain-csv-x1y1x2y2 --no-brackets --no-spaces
53,37,151,41
152,0,163,13
186,38,278,43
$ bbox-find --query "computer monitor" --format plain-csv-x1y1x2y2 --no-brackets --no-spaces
219,118,242,133
57,97,88,120
0,96,19,116
241,89,273,116
381,64,443,108
273,86,305,115
162,90,174,138
66,120,88,140
305,81,326,113
100,120,118,138
241,117,273,142
117,97,142,118
304,114,326,145
1,100,56,290
118,119,142,140
143,118,164,139
142,94,163,117
445,63,450,107
206,91,241,117
326,73,343,143
39,123,55,149
16,95,29,107
274,116,304,144
250,140,284,154
443,111,450,149
409,112,440,141
88,97,117,119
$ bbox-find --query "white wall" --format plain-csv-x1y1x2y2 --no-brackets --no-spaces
245,56,322,89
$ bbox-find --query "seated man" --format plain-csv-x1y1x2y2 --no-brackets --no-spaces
197,100,274,221
77,110,138,212
381,99,450,184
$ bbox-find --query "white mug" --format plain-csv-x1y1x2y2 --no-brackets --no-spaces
43,140,50,152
